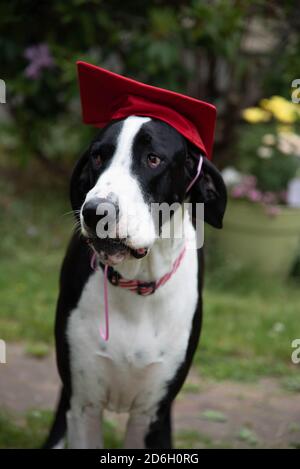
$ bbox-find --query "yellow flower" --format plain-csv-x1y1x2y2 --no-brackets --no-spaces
260,96,299,124
242,107,271,123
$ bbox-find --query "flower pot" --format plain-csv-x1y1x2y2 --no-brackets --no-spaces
207,199,300,277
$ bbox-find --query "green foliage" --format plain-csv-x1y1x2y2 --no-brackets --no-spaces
0,1,299,172
0,0,256,167
237,123,300,193
263,20,300,100
186,0,246,58
250,150,298,193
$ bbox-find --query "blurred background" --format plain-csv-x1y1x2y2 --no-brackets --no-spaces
0,0,300,449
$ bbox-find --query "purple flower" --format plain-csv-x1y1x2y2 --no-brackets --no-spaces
24,43,54,79
231,185,246,198
230,174,285,211
247,189,262,202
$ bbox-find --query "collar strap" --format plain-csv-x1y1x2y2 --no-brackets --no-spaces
94,245,186,296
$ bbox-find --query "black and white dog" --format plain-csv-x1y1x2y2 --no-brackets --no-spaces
44,115,226,449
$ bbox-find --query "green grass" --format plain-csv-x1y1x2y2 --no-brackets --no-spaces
0,410,53,449
0,410,121,449
0,176,72,345
201,409,227,423
176,429,232,449
196,263,300,381
237,427,259,447
0,409,226,449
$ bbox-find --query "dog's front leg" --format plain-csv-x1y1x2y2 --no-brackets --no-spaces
67,401,103,449
124,412,152,449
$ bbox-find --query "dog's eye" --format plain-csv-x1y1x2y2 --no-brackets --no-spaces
92,154,102,169
147,153,161,169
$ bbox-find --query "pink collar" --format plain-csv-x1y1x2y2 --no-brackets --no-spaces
90,246,186,341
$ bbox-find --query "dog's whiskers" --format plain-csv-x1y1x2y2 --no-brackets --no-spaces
61,210,83,236
61,209,81,219
73,220,82,233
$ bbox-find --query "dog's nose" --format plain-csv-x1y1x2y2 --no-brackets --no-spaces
82,197,119,232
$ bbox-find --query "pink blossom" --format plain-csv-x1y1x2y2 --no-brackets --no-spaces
230,173,286,210
231,185,246,198
247,189,262,202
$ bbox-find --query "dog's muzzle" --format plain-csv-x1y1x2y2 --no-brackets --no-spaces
81,197,148,265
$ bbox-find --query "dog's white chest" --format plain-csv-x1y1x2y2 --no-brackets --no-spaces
67,245,198,414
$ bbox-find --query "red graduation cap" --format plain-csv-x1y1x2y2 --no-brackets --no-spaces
77,61,216,160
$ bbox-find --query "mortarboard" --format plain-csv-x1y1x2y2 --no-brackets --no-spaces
77,61,216,160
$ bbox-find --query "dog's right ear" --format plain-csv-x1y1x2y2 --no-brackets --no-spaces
185,143,227,229
190,157,227,229
70,150,91,213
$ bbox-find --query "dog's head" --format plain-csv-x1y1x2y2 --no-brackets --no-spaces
70,116,227,265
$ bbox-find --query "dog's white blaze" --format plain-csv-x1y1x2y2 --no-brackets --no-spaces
81,116,156,249
67,216,198,448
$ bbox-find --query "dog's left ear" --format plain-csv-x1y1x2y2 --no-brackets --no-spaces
187,151,227,229
70,149,91,213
